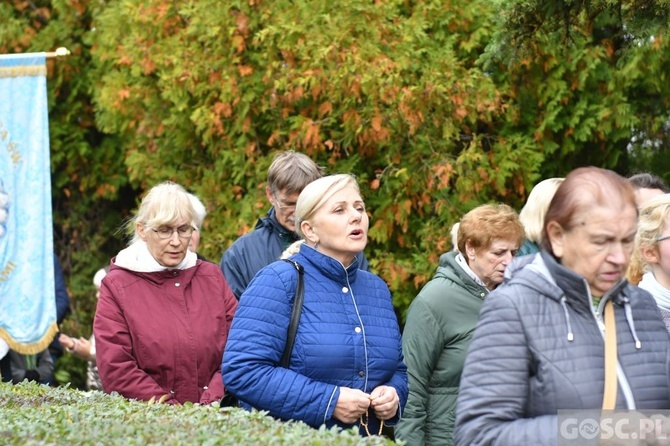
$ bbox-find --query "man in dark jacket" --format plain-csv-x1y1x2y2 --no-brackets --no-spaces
220,151,368,299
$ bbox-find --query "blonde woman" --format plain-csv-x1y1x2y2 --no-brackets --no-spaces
94,181,238,404
629,193,670,330
517,178,564,256
223,174,407,436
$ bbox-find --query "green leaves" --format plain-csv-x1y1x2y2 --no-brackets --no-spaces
0,382,394,445
4,0,669,369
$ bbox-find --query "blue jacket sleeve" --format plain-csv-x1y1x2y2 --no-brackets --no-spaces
222,265,339,428
453,292,556,446
221,244,248,300
382,289,409,426
53,254,70,324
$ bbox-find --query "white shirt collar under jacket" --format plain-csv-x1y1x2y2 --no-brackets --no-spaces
455,252,488,290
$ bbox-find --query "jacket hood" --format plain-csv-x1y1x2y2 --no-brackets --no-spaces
503,253,563,301
109,241,202,284
113,241,197,276
434,251,489,298
502,251,641,349
504,251,628,309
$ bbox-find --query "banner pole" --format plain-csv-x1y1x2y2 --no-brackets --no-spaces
44,47,71,58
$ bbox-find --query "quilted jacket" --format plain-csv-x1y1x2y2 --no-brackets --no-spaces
395,251,489,446
219,208,369,299
454,251,670,446
221,244,408,435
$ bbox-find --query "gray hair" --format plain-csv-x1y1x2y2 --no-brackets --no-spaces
267,150,324,195
187,193,207,229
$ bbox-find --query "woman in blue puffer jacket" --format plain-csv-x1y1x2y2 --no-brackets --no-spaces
222,174,408,436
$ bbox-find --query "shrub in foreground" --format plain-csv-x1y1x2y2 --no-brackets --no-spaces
0,382,397,445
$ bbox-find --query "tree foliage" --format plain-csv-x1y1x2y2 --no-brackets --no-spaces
1,0,135,386
482,0,670,177
89,0,544,313
1,0,669,387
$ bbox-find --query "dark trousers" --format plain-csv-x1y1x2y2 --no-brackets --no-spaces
0,353,12,383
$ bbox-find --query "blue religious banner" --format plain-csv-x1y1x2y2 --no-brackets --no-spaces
0,53,57,355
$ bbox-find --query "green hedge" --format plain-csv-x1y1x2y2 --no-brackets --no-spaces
0,382,397,445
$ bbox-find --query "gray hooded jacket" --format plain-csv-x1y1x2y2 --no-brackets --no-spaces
454,251,670,446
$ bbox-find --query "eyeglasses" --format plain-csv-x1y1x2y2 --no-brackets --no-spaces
657,235,670,242
273,193,296,212
152,225,195,239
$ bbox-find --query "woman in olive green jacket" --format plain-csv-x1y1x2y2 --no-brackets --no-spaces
396,204,524,446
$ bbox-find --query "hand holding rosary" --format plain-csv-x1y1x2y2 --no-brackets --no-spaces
359,409,384,436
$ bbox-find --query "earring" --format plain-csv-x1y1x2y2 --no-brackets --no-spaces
313,239,319,249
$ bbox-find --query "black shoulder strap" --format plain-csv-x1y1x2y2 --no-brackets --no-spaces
280,259,304,368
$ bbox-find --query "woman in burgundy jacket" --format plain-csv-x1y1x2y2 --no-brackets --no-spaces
94,181,237,405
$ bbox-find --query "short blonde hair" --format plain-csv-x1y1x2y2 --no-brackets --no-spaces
295,174,360,240
128,181,195,244
628,194,670,284
457,204,525,255
519,178,564,244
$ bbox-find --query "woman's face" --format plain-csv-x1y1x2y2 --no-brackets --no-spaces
548,203,637,297
138,219,192,268
302,184,368,266
466,238,519,290
643,215,670,289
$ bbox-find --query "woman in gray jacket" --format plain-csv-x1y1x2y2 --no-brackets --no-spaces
454,167,670,445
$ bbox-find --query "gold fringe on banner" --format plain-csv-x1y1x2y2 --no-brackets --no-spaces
0,65,46,78
0,47,70,78
0,322,59,355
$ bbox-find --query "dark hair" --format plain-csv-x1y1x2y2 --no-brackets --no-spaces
541,167,637,253
628,172,670,193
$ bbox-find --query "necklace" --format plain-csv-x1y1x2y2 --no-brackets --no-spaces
359,410,384,436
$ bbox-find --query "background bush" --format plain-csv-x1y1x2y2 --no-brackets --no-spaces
0,382,397,445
